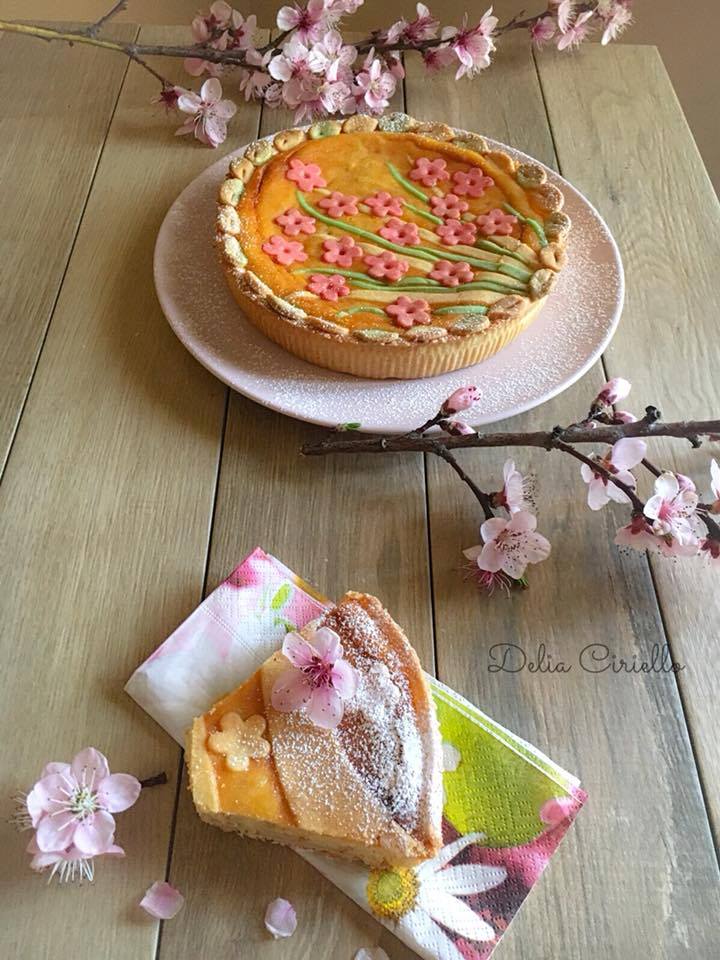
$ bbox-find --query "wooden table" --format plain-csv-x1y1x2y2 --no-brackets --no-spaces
2,24,720,959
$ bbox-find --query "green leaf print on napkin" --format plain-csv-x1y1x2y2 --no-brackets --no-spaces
270,582,292,611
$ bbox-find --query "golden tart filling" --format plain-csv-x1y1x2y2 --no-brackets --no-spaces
217,114,570,379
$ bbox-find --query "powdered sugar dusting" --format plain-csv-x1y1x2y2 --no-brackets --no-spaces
155,132,623,433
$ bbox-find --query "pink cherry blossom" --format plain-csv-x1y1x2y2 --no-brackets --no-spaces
596,377,632,405
494,459,537,514
271,626,358,729
452,168,495,198
379,218,421,245
152,85,182,112
614,514,698,558
557,9,595,50
429,259,474,286
386,3,440,44
363,251,409,281
613,410,637,424
442,385,479,413
262,234,308,266
386,295,432,329
276,0,326,42
555,0,575,33
352,54,397,113
598,1,633,45
476,208,517,237
580,438,646,510
363,191,405,217
531,16,557,46
307,273,350,301
700,537,720,566
275,208,316,237
429,193,469,218
436,218,477,245
28,748,140,858
709,459,720,512
466,511,551,580
237,50,274,101
175,78,237,148
26,833,124,884
285,157,327,191
409,156,449,187
140,881,185,920
463,556,515,594
287,75,353,122
643,472,699,545
445,9,498,80
321,235,363,266
265,898,298,939
268,36,314,82
308,29,357,80
318,191,359,217
423,44,457,72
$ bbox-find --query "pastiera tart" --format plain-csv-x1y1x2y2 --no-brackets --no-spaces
216,113,570,379
186,592,443,867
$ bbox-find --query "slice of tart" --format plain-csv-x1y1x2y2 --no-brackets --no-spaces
186,592,443,867
217,112,570,379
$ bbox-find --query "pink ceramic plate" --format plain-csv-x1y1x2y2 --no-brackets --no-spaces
154,132,624,434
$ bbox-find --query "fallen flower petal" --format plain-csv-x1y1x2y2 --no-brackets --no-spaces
265,897,297,939
140,881,185,920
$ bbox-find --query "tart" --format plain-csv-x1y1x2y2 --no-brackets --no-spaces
216,113,570,380
186,591,443,867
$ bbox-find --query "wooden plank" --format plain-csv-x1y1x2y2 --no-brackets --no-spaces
537,42,720,847
0,22,137,472
159,79,428,960
406,38,720,958
0,27,262,960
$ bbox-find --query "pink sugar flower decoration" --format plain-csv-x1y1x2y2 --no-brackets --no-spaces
262,234,308,266
286,157,327,191
318,191,359,217
321,235,363,267
271,626,358,729
363,251,409,281
465,511,551,580
379,218,421,245
275,207,316,237
580,437,646,510
436,219,477,246
307,273,350,301
386,295,432,329
476,208,517,236
264,898,298,939
364,191,405,217
140,881,185,920
429,193,469,218
409,156,449,187
452,168,495,198
429,259,474,286
28,747,141,857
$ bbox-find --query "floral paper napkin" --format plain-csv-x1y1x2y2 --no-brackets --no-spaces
126,547,585,960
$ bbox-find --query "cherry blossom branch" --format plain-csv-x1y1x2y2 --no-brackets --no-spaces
139,772,169,788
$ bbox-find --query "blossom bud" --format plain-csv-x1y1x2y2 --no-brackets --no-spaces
443,420,476,436
441,386,479,414
613,410,637,424
596,377,631,405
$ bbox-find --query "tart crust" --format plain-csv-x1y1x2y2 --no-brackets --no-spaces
216,114,570,380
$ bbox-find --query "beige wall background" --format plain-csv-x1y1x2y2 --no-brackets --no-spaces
1,0,718,193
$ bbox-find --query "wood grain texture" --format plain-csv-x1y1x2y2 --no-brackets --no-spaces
159,74,428,960
406,37,720,959
0,26,245,959
0,22,137,472
537,43,720,847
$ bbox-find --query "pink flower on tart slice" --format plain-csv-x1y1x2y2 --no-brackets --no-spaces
285,157,327,191
429,193,469,218
452,168,495,198
436,219,477,245
476,208,517,236
321,235,363,267
409,156,449,187
30,747,141,857
307,273,350,301
271,626,358,729
378,218,420,245
363,251,409,281
318,191,359,217
262,234,308,266
386,295,432,329
363,191,405,217
428,259,474,286
275,207,316,237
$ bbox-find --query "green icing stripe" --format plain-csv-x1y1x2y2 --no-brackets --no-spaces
386,162,431,203
433,304,489,315
293,266,388,285
502,202,548,247
337,305,387,317
404,200,443,225
475,238,533,265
